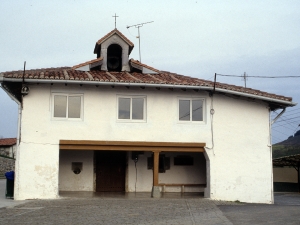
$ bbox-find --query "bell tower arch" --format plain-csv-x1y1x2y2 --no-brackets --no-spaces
107,44,122,71
94,29,134,72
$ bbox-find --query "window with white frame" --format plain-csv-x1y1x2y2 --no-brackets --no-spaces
118,96,146,121
52,93,83,120
179,98,204,122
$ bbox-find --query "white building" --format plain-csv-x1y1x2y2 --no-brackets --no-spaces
0,29,296,203
0,138,16,158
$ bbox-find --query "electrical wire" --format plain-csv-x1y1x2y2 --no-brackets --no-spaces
134,160,137,193
211,73,299,144
216,74,300,78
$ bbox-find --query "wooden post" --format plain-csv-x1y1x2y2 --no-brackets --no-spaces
153,151,159,186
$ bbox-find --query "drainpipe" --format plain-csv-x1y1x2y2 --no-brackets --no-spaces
0,85,22,200
268,108,274,204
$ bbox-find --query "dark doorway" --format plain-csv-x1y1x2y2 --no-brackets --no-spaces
95,151,126,192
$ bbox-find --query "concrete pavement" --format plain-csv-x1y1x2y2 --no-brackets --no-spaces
1,179,300,224
0,179,27,209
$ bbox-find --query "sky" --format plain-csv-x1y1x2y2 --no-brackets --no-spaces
0,0,299,143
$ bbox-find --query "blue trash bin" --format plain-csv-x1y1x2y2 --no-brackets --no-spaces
5,171,14,199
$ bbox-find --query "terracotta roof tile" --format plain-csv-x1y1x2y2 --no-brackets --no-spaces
1,67,293,103
0,138,17,146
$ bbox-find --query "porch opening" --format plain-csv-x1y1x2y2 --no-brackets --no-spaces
59,140,209,197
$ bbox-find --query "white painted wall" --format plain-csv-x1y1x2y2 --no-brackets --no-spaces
14,83,272,203
127,152,206,192
206,95,272,203
59,150,94,191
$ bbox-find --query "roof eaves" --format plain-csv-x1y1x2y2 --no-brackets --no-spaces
2,76,295,107
72,57,103,71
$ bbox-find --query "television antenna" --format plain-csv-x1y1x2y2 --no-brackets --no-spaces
127,21,153,62
242,72,248,88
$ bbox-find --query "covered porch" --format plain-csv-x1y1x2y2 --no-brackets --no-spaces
59,140,207,197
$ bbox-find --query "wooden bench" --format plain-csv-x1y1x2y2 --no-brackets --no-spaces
158,183,206,193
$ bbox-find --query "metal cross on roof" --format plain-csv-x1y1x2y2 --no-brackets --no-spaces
112,13,119,29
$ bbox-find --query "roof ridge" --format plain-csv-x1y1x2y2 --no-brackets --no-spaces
130,59,160,73
72,57,103,70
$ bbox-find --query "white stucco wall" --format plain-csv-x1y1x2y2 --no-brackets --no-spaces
206,95,272,203
127,152,206,192
59,150,94,191
14,83,272,203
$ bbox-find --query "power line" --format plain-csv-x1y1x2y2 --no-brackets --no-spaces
217,73,300,78
273,108,300,114
272,124,298,131
273,116,300,124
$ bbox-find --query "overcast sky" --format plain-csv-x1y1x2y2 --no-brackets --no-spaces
0,0,299,143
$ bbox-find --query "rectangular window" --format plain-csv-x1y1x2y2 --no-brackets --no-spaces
118,96,146,121
53,94,83,120
179,98,204,122
174,155,194,166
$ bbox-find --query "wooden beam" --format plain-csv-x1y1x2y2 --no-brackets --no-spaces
60,140,205,147
153,151,159,186
59,140,206,152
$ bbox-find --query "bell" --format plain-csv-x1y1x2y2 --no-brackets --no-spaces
107,56,120,70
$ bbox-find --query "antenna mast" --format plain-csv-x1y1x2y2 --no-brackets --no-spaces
127,21,153,62
243,72,248,88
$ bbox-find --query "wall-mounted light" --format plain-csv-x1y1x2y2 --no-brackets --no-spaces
21,86,30,95
72,162,83,175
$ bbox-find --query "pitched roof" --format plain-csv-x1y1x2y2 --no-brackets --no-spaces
0,138,17,146
94,29,134,54
96,29,134,46
1,64,294,107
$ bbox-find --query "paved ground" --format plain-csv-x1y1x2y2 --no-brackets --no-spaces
1,179,300,224
0,179,27,209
